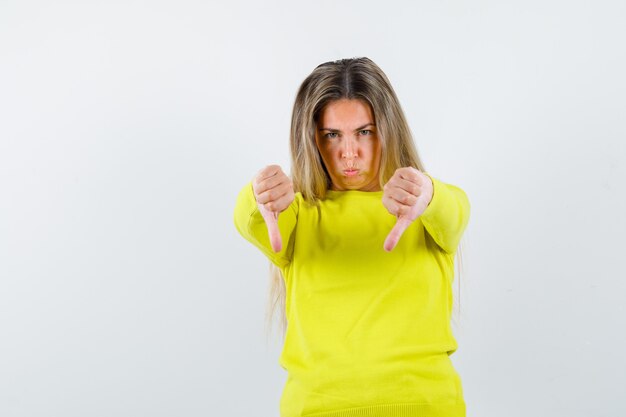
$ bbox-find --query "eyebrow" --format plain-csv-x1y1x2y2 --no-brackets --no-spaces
318,123,376,132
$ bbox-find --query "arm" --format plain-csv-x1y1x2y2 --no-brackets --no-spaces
419,174,470,254
233,181,299,268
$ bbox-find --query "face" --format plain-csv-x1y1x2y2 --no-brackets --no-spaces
314,99,382,191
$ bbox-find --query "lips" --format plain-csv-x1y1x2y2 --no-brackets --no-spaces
343,169,359,177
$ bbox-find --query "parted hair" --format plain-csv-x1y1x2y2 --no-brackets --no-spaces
263,57,464,344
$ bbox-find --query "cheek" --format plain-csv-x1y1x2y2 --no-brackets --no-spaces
368,141,381,161
318,147,338,170
319,147,332,161
315,141,330,161
322,146,339,161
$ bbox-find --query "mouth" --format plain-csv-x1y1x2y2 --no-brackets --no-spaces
343,169,359,177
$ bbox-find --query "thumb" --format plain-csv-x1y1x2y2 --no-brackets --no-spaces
383,217,412,252
260,206,282,252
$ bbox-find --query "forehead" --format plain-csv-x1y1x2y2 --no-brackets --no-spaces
318,99,374,128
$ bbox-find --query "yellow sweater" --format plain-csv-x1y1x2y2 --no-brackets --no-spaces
233,173,471,417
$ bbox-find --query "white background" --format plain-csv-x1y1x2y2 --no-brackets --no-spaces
1,1,625,416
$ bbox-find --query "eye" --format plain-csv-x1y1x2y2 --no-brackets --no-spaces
324,132,338,139
359,129,372,136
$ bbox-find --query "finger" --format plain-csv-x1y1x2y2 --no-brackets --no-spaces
384,217,412,252
265,191,295,213
260,208,282,252
382,194,412,218
393,177,421,196
388,187,418,207
255,179,291,205
383,178,419,201
255,172,289,196
256,165,281,182
398,167,424,185
255,177,293,204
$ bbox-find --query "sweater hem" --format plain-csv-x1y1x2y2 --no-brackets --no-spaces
301,401,465,417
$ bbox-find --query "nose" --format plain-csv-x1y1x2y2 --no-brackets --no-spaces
341,136,358,160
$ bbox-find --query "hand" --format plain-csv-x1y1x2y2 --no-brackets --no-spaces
252,165,295,252
382,167,434,252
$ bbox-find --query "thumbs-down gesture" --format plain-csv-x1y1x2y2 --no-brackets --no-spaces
383,167,434,252
252,165,294,253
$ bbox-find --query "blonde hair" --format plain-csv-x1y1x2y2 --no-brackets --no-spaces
264,57,465,343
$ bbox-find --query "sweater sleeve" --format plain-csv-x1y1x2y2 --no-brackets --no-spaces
419,173,470,255
233,181,299,268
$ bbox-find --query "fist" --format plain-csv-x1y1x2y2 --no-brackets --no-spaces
382,167,434,252
252,165,295,252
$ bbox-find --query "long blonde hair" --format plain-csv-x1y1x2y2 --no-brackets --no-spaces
264,57,465,343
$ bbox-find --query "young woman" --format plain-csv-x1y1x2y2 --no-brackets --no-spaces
234,57,470,417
